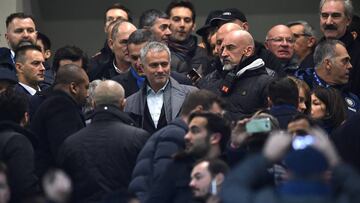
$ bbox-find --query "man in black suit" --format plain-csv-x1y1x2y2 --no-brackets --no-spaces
30,64,89,177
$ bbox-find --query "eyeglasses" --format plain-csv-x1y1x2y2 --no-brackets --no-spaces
293,33,311,39
266,37,295,44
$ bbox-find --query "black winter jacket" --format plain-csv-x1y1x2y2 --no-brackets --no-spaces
198,55,273,121
129,118,188,202
58,105,149,203
0,121,39,203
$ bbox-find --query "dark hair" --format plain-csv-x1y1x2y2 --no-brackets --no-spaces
268,77,299,107
166,0,196,22
314,39,345,68
0,88,27,123
104,3,132,23
349,14,360,34
127,29,155,45
6,12,35,28
180,90,225,116
139,9,169,29
52,45,88,73
36,32,51,51
312,87,346,128
14,44,42,63
188,112,230,153
196,158,229,177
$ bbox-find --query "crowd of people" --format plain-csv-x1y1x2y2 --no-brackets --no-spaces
0,0,360,202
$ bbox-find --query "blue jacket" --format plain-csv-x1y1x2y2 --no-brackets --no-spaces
129,118,188,202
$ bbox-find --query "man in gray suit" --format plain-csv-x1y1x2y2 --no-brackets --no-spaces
125,41,196,134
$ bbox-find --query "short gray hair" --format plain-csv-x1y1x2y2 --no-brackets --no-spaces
94,80,125,107
313,39,345,68
319,0,353,19
287,20,316,36
110,20,126,41
140,41,171,66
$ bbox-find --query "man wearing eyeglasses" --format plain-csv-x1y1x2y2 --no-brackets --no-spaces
265,24,299,75
319,0,360,97
287,21,317,69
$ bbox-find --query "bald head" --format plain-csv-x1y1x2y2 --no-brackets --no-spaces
265,24,295,60
54,64,90,106
221,30,255,68
226,30,254,49
54,64,88,86
111,21,137,41
94,80,125,108
216,23,243,56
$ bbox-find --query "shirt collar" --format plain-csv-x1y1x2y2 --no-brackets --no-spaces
113,59,130,74
19,82,39,95
146,79,169,94
10,50,15,64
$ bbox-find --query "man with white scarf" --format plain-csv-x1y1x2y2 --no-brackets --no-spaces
198,30,274,121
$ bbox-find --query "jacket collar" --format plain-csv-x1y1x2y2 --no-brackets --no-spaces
91,104,136,126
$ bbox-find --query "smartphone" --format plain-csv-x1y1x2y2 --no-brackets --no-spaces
186,68,202,83
292,135,314,150
245,118,271,134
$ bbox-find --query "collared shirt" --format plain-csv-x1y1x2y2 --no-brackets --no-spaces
10,50,15,64
146,80,169,128
19,82,40,96
113,60,130,74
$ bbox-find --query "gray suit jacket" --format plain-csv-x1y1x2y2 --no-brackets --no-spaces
124,77,197,127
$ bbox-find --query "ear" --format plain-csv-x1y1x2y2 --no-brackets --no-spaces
307,37,316,48
191,22,196,32
244,46,253,57
214,173,225,185
264,40,269,49
15,62,23,73
351,31,358,40
44,50,51,59
108,38,114,51
324,58,332,71
69,82,78,95
242,22,249,31
210,133,221,145
120,98,126,111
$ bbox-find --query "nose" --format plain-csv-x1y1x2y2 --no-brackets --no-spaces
179,19,185,27
325,15,333,24
165,28,172,35
221,47,228,58
22,30,30,38
184,132,192,142
189,179,195,187
40,63,45,71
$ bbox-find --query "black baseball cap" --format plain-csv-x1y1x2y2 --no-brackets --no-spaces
210,8,247,27
196,10,223,37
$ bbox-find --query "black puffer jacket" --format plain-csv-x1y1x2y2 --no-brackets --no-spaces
198,55,273,121
129,118,188,202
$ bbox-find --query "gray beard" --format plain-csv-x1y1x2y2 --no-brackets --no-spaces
223,64,235,71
